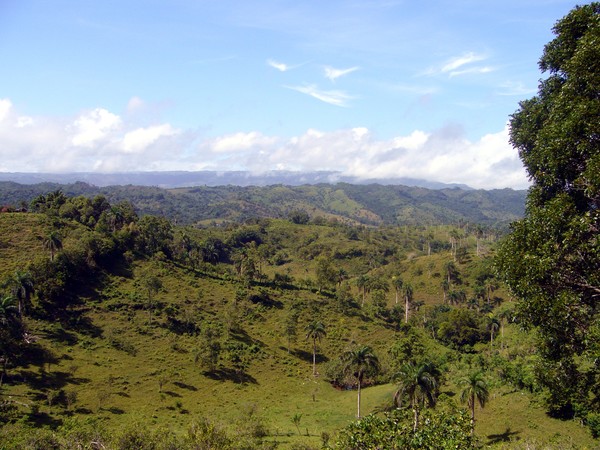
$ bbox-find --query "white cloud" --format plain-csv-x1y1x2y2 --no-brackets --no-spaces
286,84,354,107
210,131,278,153
448,66,495,77
423,52,492,78
0,98,528,189
267,59,293,72
70,108,121,147
324,65,359,82
441,52,486,73
0,99,12,123
122,124,179,153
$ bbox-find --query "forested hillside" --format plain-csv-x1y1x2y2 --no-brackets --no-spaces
0,181,526,228
0,190,595,449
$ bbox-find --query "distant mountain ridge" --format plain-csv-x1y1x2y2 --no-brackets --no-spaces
0,170,473,190
0,177,526,228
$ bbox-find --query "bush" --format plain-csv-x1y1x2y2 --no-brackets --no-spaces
332,406,475,450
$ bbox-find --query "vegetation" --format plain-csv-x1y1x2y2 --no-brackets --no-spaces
497,1,600,429
0,183,595,449
0,180,525,228
0,6,598,448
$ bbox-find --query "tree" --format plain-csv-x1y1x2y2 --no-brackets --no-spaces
486,314,500,348
141,274,162,323
391,276,403,305
8,270,34,316
459,371,489,435
42,230,62,262
355,275,370,307
341,345,380,418
497,3,600,421
401,283,414,324
0,295,24,386
283,307,300,353
393,361,440,432
305,321,326,376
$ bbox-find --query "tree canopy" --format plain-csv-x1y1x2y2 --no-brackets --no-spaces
497,3,600,422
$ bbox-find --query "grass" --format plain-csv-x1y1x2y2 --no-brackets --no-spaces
0,213,597,448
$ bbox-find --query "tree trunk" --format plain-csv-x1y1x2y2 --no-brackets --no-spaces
312,341,317,376
357,380,361,418
471,394,475,436
413,404,419,432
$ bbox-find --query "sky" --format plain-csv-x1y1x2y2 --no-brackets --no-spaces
0,0,584,189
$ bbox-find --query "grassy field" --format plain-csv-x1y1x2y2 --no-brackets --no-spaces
0,212,597,448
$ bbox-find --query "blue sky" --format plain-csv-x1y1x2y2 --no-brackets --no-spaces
0,0,583,188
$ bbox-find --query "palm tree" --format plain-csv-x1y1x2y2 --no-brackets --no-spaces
305,321,326,376
391,276,403,305
355,275,370,307
459,371,489,435
403,283,413,323
0,295,18,325
9,270,34,316
341,345,380,418
393,361,440,431
487,314,500,347
43,230,62,261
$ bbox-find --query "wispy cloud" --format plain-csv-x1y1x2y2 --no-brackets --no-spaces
448,66,495,77
286,84,354,107
267,59,307,72
267,59,290,72
324,65,359,82
441,52,486,73
423,52,492,78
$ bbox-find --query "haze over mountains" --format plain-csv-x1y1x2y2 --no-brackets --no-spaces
0,171,474,190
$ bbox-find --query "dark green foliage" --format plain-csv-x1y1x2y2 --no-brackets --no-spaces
437,308,482,349
331,407,476,449
288,209,310,225
497,3,600,425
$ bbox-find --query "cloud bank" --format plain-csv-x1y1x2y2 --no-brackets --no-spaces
0,98,528,189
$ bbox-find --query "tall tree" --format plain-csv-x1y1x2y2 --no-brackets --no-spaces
8,270,34,316
459,371,489,436
0,295,24,387
497,3,600,421
402,283,413,324
42,230,62,262
305,321,326,376
341,345,380,418
393,361,440,432
392,276,403,305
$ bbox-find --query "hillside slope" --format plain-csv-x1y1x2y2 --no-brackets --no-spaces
0,205,595,449
0,181,526,228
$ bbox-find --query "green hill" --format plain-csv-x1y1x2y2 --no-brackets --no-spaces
0,181,526,228
0,192,595,449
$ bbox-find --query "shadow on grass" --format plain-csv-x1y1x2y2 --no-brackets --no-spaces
487,428,520,445
203,368,258,385
106,406,125,414
291,349,329,364
14,368,91,391
27,411,63,428
173,381,197,391
162,390,182,398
